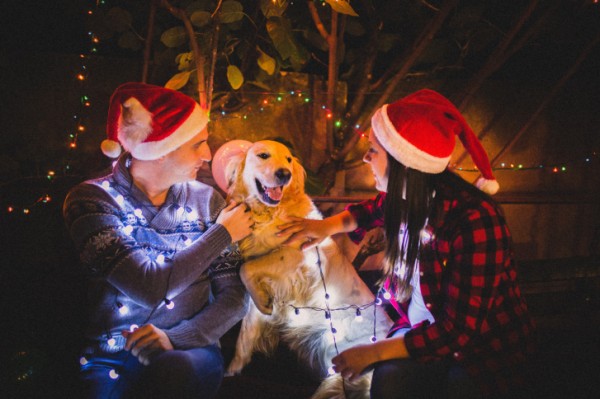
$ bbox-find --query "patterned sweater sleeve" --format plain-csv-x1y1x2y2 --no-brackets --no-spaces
63,183,232,308
403,201,509,361
165,248,249,348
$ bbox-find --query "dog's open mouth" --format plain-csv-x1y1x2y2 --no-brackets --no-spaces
255,179,284,205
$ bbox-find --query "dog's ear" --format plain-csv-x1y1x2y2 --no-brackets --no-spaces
289,156,307,196
223,152,245,192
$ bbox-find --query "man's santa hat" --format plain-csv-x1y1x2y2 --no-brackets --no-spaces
371,89,499,195
101,82,209,160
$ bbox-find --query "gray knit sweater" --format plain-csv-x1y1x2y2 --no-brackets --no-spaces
63,155,248,354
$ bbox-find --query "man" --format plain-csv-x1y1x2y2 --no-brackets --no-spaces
63,82,253,398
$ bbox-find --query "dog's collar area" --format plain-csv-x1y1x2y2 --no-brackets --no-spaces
255,178,283,205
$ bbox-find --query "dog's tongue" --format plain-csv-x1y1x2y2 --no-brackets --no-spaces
265,186,283,201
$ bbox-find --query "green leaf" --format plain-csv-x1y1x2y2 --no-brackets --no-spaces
227,65,244,90
220,1,244,24
266,17,309,70
303,29,328,52
345,18,365,37
256,46,276,75
106,7,132,33
118,31,142,51
176,52,194,71
260,0,288,18
186,0,212,15
161,27,187,48
324,0,358,17
165,71,192,91
191,11,212,27
246,80,272,91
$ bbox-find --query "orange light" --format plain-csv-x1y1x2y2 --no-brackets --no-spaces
70,142,77,148
78,125,85,132
23,209,30,214
77,74,85,81
326,113,332,119
92,37,100,44
552,167,558,173
263,99,268,105
7,206,14,213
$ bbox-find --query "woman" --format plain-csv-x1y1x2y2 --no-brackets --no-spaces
279,89,535,398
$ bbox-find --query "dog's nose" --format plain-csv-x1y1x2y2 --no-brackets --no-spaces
274,168,291,185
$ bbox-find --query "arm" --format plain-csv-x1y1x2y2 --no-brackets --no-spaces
278,210,358,249
277,192,386,249
63,183,247,308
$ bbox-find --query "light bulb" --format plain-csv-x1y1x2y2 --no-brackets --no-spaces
115,195,124,206
134,208,143,217
156,254,165,264
79,356,88,366
109,369,119,379
327,366,336,375
370,336,377,343
165,299,175,310
129,324,139,332
123,225,134,235
117,303,129,315
107,337,116,347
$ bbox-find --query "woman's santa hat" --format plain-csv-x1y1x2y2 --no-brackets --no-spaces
101,82,209,161
371,89,499,195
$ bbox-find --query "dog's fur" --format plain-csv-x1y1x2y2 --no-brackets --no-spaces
223,140,393,398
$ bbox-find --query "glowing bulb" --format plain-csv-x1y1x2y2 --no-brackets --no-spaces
184,237,193,246
107,338,116,347
382,290,391,300
123,225,134,235
109,369,119,379
134,208,143,217
375,298,383,306
156,254,165,264
8,206,14,213
370,336,377,343
129,324,139,332
117,303,129,315
328,366,336,375
79,356,88,366
165,299,175,309
115,195,124,206
23,209,30,214
101,181,110,189
176,206,185,218
355,309,363,322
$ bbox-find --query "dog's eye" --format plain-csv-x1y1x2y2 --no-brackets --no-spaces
257,153,270,160
286,157,292,163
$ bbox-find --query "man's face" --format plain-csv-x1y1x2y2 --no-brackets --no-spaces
161,127,211,185
363,129,389,192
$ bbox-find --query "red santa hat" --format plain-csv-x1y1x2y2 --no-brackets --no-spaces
101,82,209,161
370,89,499,195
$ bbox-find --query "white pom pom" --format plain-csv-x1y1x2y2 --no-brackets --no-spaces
101,139,122,158
475,177,499,195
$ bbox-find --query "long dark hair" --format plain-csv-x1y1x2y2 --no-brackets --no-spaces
382,153,435,302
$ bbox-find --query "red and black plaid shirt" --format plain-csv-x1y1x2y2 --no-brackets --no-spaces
346,182,536,395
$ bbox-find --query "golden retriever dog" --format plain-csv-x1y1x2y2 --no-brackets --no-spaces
221,140,392,399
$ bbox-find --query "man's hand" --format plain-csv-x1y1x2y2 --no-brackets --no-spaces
216,200,254,243
122,324,174,365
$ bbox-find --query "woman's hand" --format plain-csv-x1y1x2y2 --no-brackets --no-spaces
122,324,174,365
216,200,254,243
277,217,330,249
331,344,378,382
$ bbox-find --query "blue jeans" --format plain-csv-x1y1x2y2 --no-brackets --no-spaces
80,344,224,399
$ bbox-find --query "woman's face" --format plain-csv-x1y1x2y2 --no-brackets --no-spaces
363,129,389,192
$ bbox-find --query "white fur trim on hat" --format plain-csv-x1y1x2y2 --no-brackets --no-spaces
130,104,208,160
371,105,451,174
